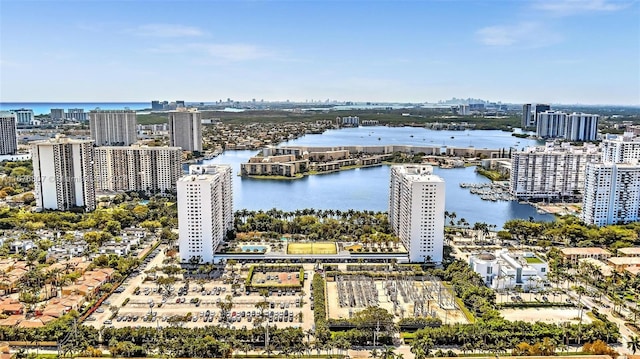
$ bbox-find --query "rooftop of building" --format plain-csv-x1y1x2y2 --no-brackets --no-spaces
602,132,640,143
617,247,640,255
471,250,547,269
393,164,445,182
30,135,93,145
94,145,182,151
560,247,611,255
518,142,599,154
608,257,640,265
89,109,136,113
626,266,640,276
169,108,200,113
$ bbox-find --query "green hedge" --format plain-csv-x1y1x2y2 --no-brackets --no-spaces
455,297,475,323
312,273,330,343
245,265,255,288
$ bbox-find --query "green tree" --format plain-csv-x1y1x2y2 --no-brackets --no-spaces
628,336,640,355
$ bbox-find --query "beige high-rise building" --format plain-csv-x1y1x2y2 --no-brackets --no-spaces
89,110,137,146
31,136,95,211
94,146,183,195
168,109,202,152
0,112,18,155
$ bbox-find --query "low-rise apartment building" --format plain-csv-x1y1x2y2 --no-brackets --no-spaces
561,247,612,264
617,247,640,257
607,257,640,272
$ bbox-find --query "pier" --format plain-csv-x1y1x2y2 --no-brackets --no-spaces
459,182,515,202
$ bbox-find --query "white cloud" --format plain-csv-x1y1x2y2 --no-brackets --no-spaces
191,43,275,61
476,22,562,48
0,58,25,68
146,42,276,62
532,0,628,16
131,24,204,37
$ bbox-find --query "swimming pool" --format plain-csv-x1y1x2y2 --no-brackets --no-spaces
241,245,267,252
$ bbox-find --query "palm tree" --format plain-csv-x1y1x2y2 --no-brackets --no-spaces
575,285,587,345
336,337,349,356
239,342,252,357
448,212,457,227
263,344,277,358
381,346,396,359
411,337,433,359
628,336,640,355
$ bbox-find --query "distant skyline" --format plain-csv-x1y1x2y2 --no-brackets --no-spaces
1,0,638,105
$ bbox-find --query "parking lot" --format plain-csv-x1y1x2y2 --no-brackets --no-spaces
501,307,592,324
495,291,573,305
86,249,315,331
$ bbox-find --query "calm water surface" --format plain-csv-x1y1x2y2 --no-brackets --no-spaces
0,102,149,115
200,127,552,228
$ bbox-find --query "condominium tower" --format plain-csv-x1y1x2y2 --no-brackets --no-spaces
581,162,640,226
536,111,567,139
510,142,600,200
389,165,445,263
31,136,96,211
89,110,137,146
537,111,599,141
94,146,183,195
601,132,640,163
168,110,202,152
566,113,599,141
66,108,88,121
581,132,640,226
178,165,233,264
50,109,65,121
10,108,34,125
533,104,551,118
521,104,533,128
0,112,18,155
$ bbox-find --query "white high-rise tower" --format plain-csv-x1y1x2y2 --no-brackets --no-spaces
581,162,640,226
389,164,445,263
178,165,233,264
31,136,96,211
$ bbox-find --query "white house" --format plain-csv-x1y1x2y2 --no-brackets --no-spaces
469,250,548,290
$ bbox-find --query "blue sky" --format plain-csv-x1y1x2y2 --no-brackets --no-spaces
1,0,638,105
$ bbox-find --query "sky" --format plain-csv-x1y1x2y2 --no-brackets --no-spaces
0,0,639,105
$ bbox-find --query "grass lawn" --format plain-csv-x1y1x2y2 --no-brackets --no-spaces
525,256,543,264
287,242,337,255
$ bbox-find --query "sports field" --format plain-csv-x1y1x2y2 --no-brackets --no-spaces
287,242,337,255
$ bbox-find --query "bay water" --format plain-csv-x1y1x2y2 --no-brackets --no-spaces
201,126,552,228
